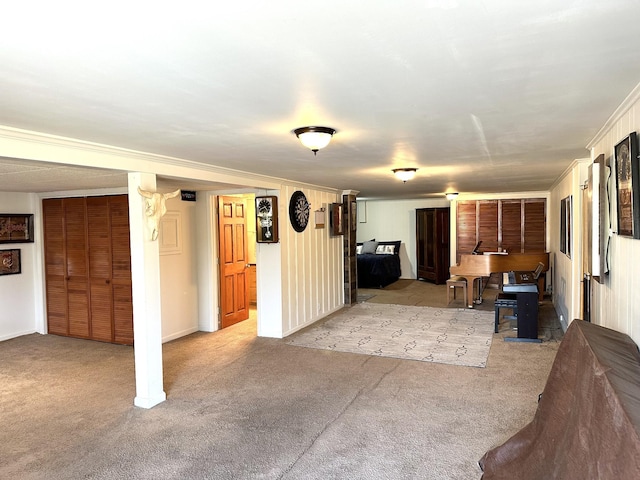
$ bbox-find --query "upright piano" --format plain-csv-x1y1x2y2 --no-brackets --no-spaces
450,252,549,308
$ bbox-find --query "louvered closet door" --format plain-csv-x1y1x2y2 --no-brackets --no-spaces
43,195,133,345
109,196,133,345
64,198,90,338
43,199,68,335
87,197,114,342
86,195,133,344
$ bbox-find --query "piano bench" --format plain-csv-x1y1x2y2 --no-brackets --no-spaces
495,293,518,333
446,276,467,305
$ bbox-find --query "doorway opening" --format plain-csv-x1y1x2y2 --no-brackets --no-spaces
217,193,257,330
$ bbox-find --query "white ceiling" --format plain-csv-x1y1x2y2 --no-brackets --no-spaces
1,1,640,198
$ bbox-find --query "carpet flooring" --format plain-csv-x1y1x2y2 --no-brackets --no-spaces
286,303,494,367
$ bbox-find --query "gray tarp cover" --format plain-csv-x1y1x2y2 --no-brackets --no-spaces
479,320,640,479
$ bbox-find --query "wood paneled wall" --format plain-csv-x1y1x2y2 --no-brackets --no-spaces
279,185,344,336
587,87,640,342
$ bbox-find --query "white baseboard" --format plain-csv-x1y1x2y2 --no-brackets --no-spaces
162,326,199,343
280,304,345,338
0,329,37,342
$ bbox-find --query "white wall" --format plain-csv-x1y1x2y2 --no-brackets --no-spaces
356,198,450,279
548,161,589,331
584,83,640,344
0,192,39,340
159,195,199,342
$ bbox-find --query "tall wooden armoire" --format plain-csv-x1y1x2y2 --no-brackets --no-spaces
43,195,133,345
416,207,450,284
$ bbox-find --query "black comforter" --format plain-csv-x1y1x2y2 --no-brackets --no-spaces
357,254,401,288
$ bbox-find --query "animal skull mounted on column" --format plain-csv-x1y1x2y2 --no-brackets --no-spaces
137,187,181,241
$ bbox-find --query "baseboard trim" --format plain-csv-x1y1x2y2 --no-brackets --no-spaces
0,329,37,342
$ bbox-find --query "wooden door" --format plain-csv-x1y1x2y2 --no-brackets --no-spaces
43,199,68,335
43,195,133,345
109,196,134,344
85,195,133,344
218,196,250,328
64,198,90,338
416,208,450,284
87,196,114,342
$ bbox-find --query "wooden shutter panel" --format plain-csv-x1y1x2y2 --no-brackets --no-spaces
456,201,477,263
501,200,523,253
524,200,546,252
478,201,498,252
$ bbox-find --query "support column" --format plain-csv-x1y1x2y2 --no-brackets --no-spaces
342,191,359,305
128,172,166,408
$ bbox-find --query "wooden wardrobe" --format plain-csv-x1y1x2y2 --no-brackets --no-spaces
416,207,450,284
43,195,133,345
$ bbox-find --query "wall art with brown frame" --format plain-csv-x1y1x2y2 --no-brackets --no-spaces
614,132,640,238
0,249,21,275
0,214,34,243
255,196,279,243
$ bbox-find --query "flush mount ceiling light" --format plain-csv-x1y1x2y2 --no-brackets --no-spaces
445,192,459,200
392,168,418,183
293,126,336,155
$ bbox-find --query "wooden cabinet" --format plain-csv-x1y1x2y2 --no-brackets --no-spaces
43,195,133,345
416,208,450,284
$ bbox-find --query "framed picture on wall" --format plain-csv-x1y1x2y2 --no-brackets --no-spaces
256,196,279,243
329,202,343,236
0,249,21,275
614,132,640,238
0,214,34,244
560,195,572,258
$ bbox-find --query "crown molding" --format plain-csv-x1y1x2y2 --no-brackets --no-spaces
0,125,340,194
586,81,640,150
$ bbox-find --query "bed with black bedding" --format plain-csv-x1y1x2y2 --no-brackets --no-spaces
356,240,402,288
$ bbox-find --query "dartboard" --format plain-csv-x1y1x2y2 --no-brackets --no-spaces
289,191,310,232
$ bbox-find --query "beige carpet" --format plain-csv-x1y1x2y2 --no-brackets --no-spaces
286,303,494,367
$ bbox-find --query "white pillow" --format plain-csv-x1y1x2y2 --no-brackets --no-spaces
356,245,363,254
376,244,395,255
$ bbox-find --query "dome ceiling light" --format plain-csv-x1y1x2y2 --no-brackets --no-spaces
293,126,336,155
392,168,418,183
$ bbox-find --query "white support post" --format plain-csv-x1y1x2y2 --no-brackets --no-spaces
128,172,166,408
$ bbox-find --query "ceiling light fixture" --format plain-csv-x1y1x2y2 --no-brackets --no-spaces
293,126,336,155
392,168,418,183
445,192,459,201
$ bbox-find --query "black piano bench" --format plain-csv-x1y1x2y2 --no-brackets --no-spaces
494,293,518,333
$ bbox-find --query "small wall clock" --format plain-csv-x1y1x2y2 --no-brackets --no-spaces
289,190,310,232
256,196,279,243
